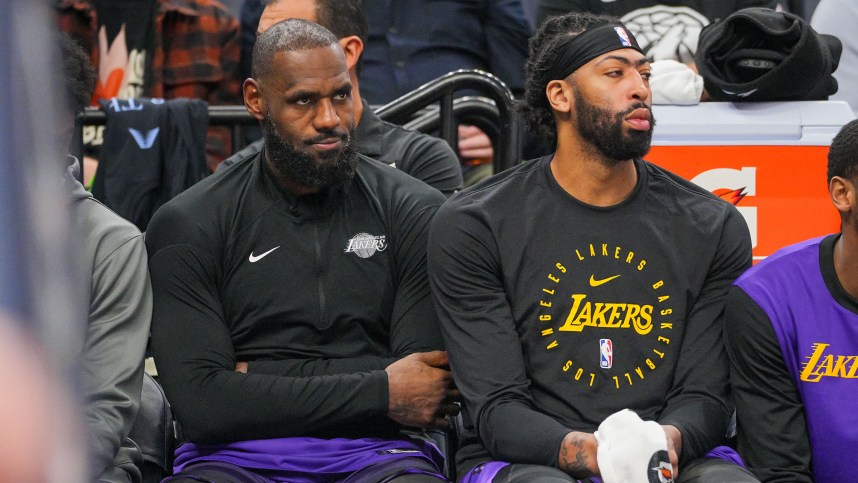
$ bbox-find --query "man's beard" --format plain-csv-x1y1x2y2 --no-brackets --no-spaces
261,115,358,190
574,89,655,163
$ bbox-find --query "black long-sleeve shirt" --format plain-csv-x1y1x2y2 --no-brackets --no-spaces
146,152,446,444
428,156,752,473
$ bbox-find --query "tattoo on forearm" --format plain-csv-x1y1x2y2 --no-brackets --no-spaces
559,433,588,475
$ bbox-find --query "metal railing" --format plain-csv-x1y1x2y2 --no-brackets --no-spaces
79,69,523,173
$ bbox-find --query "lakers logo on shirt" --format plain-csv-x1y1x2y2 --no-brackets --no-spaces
344,233,388,259
800,343,858,382
535,241,676,390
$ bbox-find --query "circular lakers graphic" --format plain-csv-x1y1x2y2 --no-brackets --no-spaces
533,242,675,391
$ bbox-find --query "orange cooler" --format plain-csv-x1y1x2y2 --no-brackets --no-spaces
648,101,855,261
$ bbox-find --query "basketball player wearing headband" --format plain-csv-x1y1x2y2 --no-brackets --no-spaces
428,13,756,483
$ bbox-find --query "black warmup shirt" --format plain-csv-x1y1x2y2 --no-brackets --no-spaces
428,156,752,471
146,151,446,444
219,99,463,197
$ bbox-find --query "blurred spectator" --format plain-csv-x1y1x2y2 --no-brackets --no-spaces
56,0,241,173
360,0,531,104
812,0,857,116
222,0,463,197
239,0,263,82
536,0,780,64
361,0,532,184
60,32,152,483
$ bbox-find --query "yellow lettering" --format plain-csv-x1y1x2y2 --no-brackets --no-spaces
540,300,552,308
660,308,672,316
848,357,858,378
635,367,644,379
831,356,851,378
602,244,608,256
575,368,584,380
606,303,626,328
540,314,552,321
556,263,567,273
592,303,612,327
589,373,595,386
559,294,590,332
637,260,647,271
548,274,560,283
646,358,656,370
652,280,663,289
658,336,670,345
576,249,584,261
634,305,653,335
543,288,555,295
658,295,670,303
613,376,620,389
614,246,621,259
541,328,554,336
590,244,596,257
563,360,572,371
547,340,558,350
625,373,633,385
800,343,830,382
621,304,641,328
626,251,634,263
653,349,665,358
660,323,673,330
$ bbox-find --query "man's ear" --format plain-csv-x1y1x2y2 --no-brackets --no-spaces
546,79,573,114
243,78,265,121
338,35,364,73
830,175,856,216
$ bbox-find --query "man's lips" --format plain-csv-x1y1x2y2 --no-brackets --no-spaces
306,135,346,150
625,108,651,131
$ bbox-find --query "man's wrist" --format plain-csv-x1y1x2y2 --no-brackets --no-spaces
557,431,599,477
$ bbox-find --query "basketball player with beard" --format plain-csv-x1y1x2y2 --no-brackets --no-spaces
429,13,755,483
146,19,457,482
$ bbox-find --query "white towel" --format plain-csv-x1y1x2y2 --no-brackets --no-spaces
650,60,704,105
595,409,674,483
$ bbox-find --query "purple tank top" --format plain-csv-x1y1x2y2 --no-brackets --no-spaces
736,235,858,483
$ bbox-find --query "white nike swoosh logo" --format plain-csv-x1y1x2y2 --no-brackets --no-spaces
248,246,280,263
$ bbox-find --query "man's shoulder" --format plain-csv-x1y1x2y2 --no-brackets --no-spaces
441,157,545,211
354,154,446,206
72,193,143,255
148,155,254,245
736,236,827,288
367,115,458,167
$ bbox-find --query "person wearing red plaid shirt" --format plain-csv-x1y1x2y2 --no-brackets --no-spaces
56,0,241,172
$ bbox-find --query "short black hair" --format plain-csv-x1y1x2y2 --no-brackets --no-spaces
262,0,367,75
518,12,617,146
59,32,96,114
828,119,858,182
252,18,340,81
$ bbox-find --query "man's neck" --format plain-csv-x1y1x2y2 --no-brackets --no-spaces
264,155,320,197
834,228,858,300
550,138,638,207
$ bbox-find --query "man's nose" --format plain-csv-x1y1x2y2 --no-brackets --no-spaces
629,71,650,103
313,99,340,131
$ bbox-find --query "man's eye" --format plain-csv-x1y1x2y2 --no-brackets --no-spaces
295,98,312,106
641,72,652,81
606,70,622,77
334,92,349,101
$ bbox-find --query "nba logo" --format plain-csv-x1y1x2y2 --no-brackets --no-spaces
614,27,632,47
600,339,613,369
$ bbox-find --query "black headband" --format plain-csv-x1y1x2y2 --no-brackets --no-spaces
547,23,644,81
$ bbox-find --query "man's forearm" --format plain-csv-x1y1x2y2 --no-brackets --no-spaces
244,356,395,377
